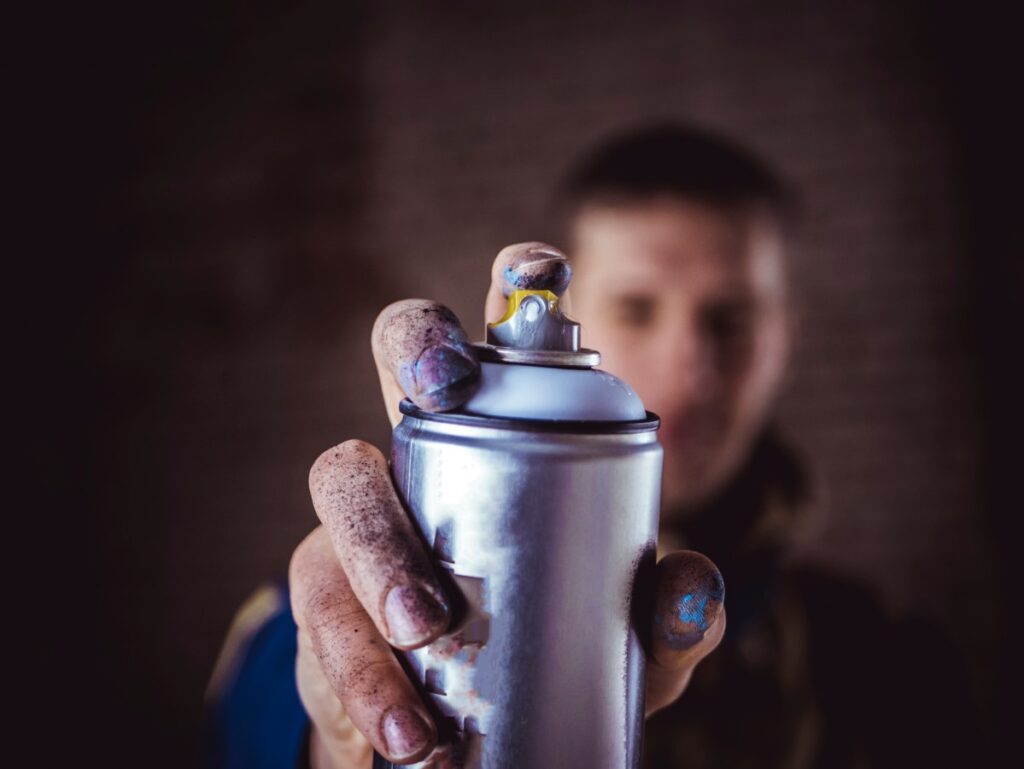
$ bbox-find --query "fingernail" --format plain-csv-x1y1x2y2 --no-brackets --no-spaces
409,344,479,411
656,569,725,651
384,583,449,648
503,249,572,295
382,706,434,762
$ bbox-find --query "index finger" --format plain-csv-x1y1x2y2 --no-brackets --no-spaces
372,242,574,427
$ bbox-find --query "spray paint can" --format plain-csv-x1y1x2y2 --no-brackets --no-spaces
374,289,662,768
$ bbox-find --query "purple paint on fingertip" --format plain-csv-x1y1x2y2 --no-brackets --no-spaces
406,343,480,411
502,253,573,296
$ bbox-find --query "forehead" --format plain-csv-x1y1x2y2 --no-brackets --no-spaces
570,196,786,296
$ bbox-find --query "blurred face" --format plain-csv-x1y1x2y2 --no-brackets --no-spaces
569,196,791,517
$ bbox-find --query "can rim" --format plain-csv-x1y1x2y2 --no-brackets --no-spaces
398,399,661,434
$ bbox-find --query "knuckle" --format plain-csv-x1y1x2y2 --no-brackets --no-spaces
289,550,371,647
304,584,351,635
291,564,360,634
338,656,400,699
309,440,385,493
303,597,367,675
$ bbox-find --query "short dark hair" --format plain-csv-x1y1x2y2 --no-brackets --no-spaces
556,123,798,235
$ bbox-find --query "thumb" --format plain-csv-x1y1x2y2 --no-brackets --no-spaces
645,551,726,717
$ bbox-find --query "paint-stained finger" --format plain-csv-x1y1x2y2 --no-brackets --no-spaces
295,629,374,769
484,241,574,324
372,299,480,426
645,550,727,716
289,527,438,764
309,440,451,651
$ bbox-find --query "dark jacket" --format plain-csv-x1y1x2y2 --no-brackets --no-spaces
644,430,979,768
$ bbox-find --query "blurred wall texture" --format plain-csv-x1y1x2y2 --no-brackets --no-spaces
80,1,1012,763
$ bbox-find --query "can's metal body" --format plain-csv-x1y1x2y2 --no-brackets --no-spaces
381,400,662,769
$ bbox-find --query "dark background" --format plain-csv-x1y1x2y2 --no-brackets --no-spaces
24,1,1017,764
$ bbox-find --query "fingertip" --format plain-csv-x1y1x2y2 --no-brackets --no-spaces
399,340,481,413
382,582,452,650
652,551,726,658
308,440,383,497
494,242,572,297
373,300,481,413
380,705,437,764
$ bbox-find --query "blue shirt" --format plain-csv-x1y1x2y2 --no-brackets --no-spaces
201,582,311,769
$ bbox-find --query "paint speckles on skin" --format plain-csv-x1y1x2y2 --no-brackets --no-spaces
497,243,572,297
373,300,481,412
307,440,451,648
409,343,478,409
653,551,725,652
676,592,711,629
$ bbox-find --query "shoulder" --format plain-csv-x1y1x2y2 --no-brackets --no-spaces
201,581,311,769
205,583,294,702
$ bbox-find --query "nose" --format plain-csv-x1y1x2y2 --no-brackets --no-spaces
653,321,715,412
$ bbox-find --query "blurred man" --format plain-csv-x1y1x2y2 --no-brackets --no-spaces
203,125,976,768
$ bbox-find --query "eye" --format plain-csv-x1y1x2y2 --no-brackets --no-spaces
611,295,656,328
702,301,754,342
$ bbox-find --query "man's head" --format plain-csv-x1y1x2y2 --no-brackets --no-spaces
557,124,796,518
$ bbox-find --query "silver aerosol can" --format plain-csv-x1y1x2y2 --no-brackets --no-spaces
374,288,662,769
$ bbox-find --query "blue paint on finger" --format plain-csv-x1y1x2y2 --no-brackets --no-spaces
676,592,712,630
655,566,725,651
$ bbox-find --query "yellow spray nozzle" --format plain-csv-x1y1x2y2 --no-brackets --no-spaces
489,289,561,328
478,288,599,367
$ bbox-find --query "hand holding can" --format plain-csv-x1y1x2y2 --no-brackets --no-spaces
287,243,726,768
